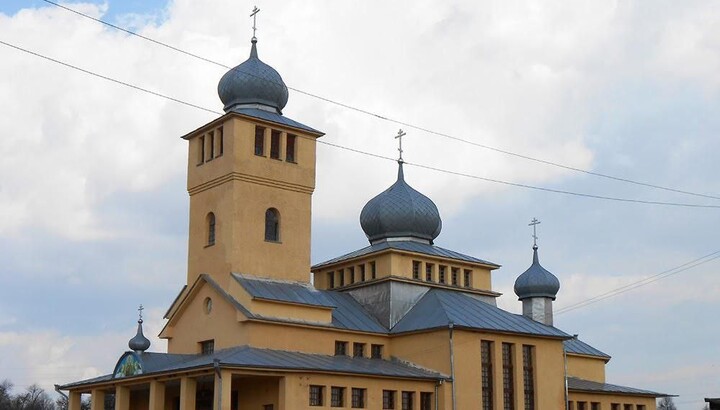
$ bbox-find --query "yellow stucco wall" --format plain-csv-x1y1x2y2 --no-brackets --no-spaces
567,354,608,382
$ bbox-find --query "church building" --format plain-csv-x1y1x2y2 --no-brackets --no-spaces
59,27,669,410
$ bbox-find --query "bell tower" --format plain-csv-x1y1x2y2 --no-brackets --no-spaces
182,36,323,287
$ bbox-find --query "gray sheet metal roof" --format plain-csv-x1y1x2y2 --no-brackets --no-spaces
391,289,569,338
61,345,444,389
567,377,670,397
564,337,611,359
232,274,388,333
231,107,321,134
233,274,336,308
313,240,499,269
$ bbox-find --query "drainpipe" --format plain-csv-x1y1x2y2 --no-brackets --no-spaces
449,322,457,410
54,385,68,405
214,359,222,410
564,343,569,410
434,380,441,410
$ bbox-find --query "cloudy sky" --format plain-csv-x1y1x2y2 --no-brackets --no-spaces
0,0,718,408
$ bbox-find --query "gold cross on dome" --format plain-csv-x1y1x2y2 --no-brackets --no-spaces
529,218,541,247
395,129,406,162
250,6,260,40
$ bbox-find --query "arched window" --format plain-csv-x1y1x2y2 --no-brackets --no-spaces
206,212,216,246
265,208,280,242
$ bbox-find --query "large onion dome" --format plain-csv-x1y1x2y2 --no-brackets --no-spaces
128,318,151,353
514,246,560,300
360,162,442,244
217,38,289,114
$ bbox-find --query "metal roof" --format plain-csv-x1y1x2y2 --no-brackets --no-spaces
391,289,569,338
564,337,611,359
233,274,336,308
567,377,670,397
321,291,388,333
231,107,321,134
313,240,499,269
61,346,444,389
514,246,560,300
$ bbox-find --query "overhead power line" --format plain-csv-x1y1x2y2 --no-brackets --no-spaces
556,249,720,315
39,0,720,202
3,38,720,210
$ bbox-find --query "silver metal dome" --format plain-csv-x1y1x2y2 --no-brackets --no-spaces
514,246,560,300
217,39,289,114
128,319,151,352
360,162,442,244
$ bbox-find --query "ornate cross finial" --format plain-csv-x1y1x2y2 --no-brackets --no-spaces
137,304,144,322
529,218,541,247
250,6,260,40
395,129,406,162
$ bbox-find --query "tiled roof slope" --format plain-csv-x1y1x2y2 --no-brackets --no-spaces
313,240,499,269
391,289,569,338
564,337,611,359
567,377,671,397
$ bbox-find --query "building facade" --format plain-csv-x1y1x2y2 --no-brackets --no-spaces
59,35,668,410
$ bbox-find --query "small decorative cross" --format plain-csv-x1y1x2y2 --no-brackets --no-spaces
250,6,260,40
395,129,406,162
529,218,541,247
138,304,144,322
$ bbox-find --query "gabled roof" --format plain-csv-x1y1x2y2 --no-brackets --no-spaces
564,337,611,360
60,345,445,389
313,240,499,269
567,377,671,397
391,289,569,338
233,273,335,308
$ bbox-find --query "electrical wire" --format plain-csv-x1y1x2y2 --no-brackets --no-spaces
556,250,720,315
3,38,720,210
38,0,720,202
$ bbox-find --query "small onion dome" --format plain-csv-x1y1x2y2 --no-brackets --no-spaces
217,38,289,114
360,162,442,244
514,246,561,300
128,319,151,352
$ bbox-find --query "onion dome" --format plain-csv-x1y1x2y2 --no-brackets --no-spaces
128,318,151,353
514,246,561,300
217,38,289,114
360,162,442,244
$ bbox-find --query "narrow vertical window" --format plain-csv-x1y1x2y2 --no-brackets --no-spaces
591,403,601,410
370,261,376,279
451,267,459,286
359,264,366,281
217,126,224,156
327,271,335,289
420,393,433,410
270,130,281,159
439,265,447,284
611,404,620,410
425,263,434,282
464,269,472,287
335,341,348,356
208,130,215,160
523,345,535,410
286,134,297,162
481,340,494,410
198,135,205,164
309,386,324,406
206,212,216,246
352,388,366,408
401,392,413,410
503,343,514,410
264,208,280,242
331,387,345,407
349,267,355,284
254,126,266,156
371,344,383,359
412,261,421,280
338,268,345,287
383,390,395,409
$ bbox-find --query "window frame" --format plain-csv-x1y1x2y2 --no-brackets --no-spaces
264,208,280,242
309,385,324,406
254,126,266,156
